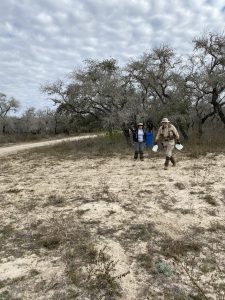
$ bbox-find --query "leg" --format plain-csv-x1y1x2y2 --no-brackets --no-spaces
134,142,139,160
164,156,170,170
139,142,144,160
166,143,174,159
170,156,176,166
164,142,174,170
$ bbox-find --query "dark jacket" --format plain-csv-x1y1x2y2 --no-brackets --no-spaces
132,129,147,143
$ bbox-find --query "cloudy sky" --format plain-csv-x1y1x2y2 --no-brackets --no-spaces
1,0,225,112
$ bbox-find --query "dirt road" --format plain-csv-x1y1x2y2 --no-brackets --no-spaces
0,134,97,157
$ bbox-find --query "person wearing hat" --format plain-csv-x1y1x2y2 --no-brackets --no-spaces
154,118,180,170
132,122,147,161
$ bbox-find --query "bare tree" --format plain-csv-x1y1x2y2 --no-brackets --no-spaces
0,93,20,134
187,32,225,134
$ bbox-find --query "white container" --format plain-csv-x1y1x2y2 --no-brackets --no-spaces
152,145,158,152
175,144,183,150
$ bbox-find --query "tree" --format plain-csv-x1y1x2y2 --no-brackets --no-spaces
0,93,20,134
41,33,225,139
188,32,225,134
126,46,191,138
41,59,131,133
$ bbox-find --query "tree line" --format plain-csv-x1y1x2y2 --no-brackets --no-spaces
41,32,225,139
0,94,76,137
1,32,225,140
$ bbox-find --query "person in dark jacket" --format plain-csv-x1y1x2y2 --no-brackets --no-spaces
132,123,146,161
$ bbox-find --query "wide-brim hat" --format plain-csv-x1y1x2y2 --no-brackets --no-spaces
161,118,170,123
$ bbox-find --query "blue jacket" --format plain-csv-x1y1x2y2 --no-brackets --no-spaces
132,129,147,143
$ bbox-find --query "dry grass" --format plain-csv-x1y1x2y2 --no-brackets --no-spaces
183,130,225,158
0,133,82,146
1,134,225,299
0,215,124,299
27,133,131,161
159,235,202,259
174,182,186,190
203,194,218,206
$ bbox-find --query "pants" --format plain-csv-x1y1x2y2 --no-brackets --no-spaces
134,142,145,153
162,140,175,158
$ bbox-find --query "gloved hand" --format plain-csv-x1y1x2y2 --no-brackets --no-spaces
176,140,181,144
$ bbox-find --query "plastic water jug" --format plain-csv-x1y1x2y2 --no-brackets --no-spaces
146,132,153,147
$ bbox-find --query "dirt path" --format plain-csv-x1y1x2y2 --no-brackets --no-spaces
0,134,97,157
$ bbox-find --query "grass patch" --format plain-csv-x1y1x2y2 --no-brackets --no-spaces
0,133,80,145
0,290,23,300
178,208,194,215
76,208,90,217
221,188,225,201
121,222,157,247
190,190,205,195
93,181,119,203
159,236,202,259
203,195,218,206
29,269,40,277
6,188,22,194
46,194,65,207
0,224,15,238
184,131,225,158
199,258,217,273
0,215,124,299
153,260,173,276
136,253,153,271
30,216,124,299
28,133,131,160
208,221,225,232
65,242,123,299
174,182,186,190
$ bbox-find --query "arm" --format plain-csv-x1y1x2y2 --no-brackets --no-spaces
172,125,180,141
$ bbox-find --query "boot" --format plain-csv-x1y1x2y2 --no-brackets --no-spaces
140,152,144,161
134,151,138,160
170,156,176,166
164,156,170,170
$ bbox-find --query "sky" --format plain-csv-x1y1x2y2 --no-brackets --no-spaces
0,0,225,113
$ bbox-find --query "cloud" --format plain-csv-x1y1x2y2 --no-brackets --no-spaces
0,0,225,110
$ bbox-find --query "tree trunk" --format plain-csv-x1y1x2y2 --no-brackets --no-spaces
211,87,225,125
2,124,6,135
121,122,132,145
198,122,203,137
122,128,131,145
178,125,189,140
216,104,225,125
108,123,113,137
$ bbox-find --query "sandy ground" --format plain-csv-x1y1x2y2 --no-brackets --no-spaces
0,134,97,157
0,144,225,299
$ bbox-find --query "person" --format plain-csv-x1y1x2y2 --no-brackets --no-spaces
154,118,180,170
132,123,147,161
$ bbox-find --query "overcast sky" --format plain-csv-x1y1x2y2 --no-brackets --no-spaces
0,0,225,112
